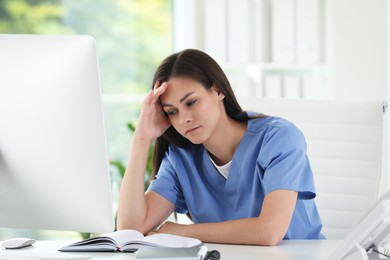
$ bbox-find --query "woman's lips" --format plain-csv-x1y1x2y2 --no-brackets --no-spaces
185,126,201,135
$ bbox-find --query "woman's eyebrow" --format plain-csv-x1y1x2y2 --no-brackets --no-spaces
162,92,195,107
179,92,195,103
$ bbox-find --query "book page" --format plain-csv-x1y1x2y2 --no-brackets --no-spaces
108,229,145,245
122,233,202,250
59,229,145,252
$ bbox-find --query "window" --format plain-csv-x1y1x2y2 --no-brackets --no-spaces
173,0,329,99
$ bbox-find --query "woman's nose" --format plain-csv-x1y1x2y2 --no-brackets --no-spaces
179,110,192,124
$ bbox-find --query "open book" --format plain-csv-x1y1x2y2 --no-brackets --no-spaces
59,229,203,253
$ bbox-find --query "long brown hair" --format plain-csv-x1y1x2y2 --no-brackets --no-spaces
151,49,262,180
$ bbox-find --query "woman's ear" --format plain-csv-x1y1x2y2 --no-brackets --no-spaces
213,85,225,100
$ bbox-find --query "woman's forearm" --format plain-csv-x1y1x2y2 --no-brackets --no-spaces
159,217,283,246
117,132,152,232
185,217,283,246
117,83,173,234
156,190,297,246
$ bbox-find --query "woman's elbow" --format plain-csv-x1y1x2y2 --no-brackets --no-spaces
116,219,141,233
253,226,285,246
259,234,283,246
116,219,155,235
116,221,128,231
116,220,132,232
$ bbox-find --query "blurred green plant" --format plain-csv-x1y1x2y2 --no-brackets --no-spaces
0,0,68,34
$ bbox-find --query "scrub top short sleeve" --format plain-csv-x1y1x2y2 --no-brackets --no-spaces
257,121,316,200
148,154,188,214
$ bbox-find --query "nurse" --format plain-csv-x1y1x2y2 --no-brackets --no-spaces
117,49,324,246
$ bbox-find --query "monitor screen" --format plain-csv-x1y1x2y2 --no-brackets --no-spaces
0,34,115,233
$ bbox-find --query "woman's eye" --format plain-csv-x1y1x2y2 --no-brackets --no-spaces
166,110,177,116
186,99,197,107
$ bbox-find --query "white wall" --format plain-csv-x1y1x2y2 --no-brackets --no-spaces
328,0,389,195
330,0,388,101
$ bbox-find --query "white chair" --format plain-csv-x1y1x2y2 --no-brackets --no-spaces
237,97,387,239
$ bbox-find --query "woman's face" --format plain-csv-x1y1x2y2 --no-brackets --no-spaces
160,77,225,144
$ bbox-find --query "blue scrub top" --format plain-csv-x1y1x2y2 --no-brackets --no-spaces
148,116,325,240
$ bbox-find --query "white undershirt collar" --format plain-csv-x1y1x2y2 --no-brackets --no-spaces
209,156,232,179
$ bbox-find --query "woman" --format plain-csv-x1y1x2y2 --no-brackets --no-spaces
117,49,324,246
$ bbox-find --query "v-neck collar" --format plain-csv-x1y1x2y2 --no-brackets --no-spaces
201,119,253,191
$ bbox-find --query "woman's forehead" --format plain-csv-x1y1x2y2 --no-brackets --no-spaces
161,78,208,103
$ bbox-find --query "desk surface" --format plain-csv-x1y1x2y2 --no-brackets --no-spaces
0,240,342,260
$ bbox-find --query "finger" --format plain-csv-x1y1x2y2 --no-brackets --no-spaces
152,80,161,91
143,82,168,107
151,83,168,105
144,82,165,103
142,89,155,106
153,82,168,95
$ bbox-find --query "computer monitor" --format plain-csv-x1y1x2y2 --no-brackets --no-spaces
0,34,115,233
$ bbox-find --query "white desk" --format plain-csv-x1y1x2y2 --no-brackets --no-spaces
0,240,342,259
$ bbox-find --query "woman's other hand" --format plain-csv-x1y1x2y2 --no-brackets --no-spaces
148,221,187,237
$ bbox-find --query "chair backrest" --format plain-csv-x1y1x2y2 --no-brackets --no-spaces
237,97,387,239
